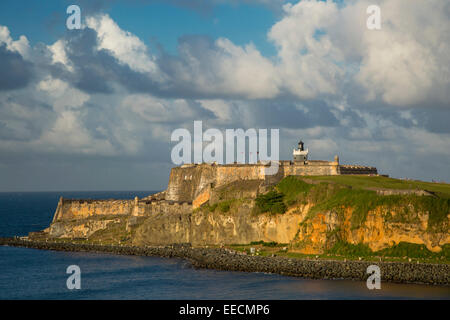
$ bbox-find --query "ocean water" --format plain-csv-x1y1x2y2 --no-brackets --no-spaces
0,192,449,300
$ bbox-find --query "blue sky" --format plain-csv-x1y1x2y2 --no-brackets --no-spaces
0,0,449,191
0,0,278,56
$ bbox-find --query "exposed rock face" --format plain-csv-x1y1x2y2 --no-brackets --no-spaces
52,197,133,222
293,205,449,254
43,195,449,255
40,163,447,255
132,204,304,246
192,187,211,209
48,218,122,238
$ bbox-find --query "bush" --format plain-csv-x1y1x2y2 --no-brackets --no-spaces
255,190,287,214
377,242,449,259
249,241,284,247
208,203,218,212
277,176,312,205
327,241,372,257
218,200,232,213
262,241,279,247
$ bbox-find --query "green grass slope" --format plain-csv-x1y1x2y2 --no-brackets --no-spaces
304,175,450,196
251,175,450,263
255,175,449,230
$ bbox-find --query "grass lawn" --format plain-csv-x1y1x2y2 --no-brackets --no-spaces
303,175,450,196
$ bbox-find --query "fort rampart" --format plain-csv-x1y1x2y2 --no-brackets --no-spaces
52,197,134,222
52,159,377,221
165,160,377,205
53,197,192,222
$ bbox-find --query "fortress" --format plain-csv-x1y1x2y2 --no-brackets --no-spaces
31,141,449,263
160,140,376,207
21,142,450,284
49,141,377,226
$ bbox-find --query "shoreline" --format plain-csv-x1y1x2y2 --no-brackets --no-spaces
1,237,448,286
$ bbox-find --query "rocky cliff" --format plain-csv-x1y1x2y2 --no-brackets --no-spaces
132,202,304,246
37,174,450,261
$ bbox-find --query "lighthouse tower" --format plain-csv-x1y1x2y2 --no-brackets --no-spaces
293,140,309,162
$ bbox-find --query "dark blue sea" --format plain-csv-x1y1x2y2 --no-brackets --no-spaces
0,192,449,300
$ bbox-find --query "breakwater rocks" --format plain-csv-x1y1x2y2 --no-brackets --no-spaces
1,238,449,286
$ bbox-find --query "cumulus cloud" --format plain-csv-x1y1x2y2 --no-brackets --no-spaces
348,0,450,106
123,94,212,123
38,77,90,111
85,14,159,75
48,40,73,71
0,1,449,190
267,0,450,106
159,35,279,99
13,1,448,106
0,26,33,91
0,93,54,141
0,25,30,58
0,45,33,91
37,109,116,155
4,1,449,106
268,0,344,98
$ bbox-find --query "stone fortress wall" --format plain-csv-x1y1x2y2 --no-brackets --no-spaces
51,148,377,222
163,157,377,206
53,196,193,222
52,197,135,222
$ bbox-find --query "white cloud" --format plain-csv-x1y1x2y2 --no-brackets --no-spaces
1,2,450,189
26,2,450,107
48,40,73,71
198,99,233,122
268,0,344,98
353,0,450,106
0,25,30,58
37,109,115,155
86,14,159,75
266,0,450,106
37,77,90,112
170,37,279,99
213,38,280,98
123,94,197,123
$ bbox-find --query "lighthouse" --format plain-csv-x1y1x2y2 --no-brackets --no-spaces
293,140,309,162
